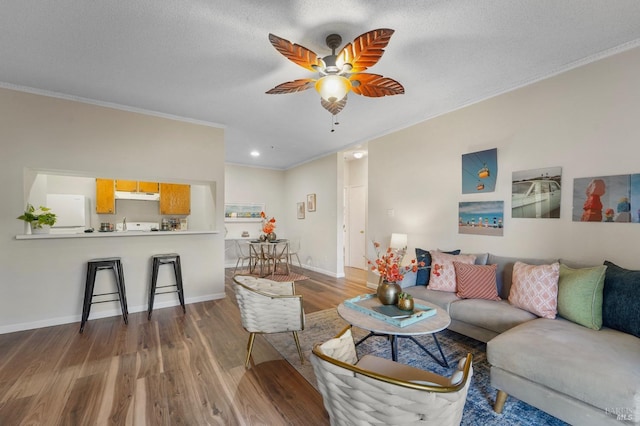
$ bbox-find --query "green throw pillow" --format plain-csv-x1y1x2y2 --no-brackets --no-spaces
557,264,606,330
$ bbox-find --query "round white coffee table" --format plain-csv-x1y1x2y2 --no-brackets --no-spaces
337,298,451,367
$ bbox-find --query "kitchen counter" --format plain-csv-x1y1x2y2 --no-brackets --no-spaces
15,230,219,240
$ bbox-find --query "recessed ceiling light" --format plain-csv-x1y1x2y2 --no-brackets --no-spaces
353,151,364,159
250,151,260,157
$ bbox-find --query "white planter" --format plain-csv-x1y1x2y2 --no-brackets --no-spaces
31,224,51,234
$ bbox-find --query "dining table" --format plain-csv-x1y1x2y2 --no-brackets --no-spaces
248,239,290,277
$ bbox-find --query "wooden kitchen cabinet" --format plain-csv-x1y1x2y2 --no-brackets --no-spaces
115,180,137,191
159,183,191,215
96,178,115,214
115,180,159,193
138,181,159,193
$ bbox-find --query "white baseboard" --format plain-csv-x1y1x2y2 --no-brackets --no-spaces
300,264,345,278
0,292,225,335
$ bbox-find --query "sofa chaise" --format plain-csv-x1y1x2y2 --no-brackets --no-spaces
402,251,639,425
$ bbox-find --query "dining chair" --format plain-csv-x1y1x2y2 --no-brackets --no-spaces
287,237,302,268
233,240,253,274
247,241,265,276
268,241,290,275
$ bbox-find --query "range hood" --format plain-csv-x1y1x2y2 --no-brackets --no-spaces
114,191,160,201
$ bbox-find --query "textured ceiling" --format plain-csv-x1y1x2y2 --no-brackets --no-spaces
1,1,640,169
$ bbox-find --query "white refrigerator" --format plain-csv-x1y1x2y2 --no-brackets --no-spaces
46,194,87,231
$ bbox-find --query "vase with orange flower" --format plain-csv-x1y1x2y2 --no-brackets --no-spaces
367,241,424,305
260,211,277,241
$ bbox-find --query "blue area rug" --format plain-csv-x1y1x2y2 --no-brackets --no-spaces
264,308,568,426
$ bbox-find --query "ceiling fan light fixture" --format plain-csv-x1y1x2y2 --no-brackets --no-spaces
316,75,351,103
267,29,403,121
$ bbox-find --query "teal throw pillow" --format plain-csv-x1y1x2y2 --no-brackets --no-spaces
602,261,640,338
557,264,606,330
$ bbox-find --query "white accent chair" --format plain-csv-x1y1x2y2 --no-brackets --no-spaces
311,326,473,425
232,275,305,367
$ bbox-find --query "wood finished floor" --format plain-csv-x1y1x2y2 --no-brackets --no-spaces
0,267,368,425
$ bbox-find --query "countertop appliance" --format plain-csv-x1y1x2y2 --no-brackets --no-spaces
115,222,159,232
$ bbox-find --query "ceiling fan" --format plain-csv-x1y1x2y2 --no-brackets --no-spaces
266,28,404,118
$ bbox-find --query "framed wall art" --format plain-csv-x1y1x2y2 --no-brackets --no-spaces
307,193,316,212
462,148,498,194
459,201,504,236
512,166,562,219
297,202,305,219
224,203,264,222
573,173,640,223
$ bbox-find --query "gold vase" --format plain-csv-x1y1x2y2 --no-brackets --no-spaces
377,280,401,305
397,298,414,311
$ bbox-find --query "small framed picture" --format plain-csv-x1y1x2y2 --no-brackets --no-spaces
307,193,316,212
297,202,305,219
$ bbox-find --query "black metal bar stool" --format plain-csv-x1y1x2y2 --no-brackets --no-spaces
148,253,186,320
80,257,128,333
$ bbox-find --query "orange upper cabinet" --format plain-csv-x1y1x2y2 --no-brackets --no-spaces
159,183,191,215
115,180,159,193
115,180,137,191
96,178,115,214
138,181,159,193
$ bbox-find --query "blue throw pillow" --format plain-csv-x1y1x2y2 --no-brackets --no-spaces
602,261,640,338
415,248,460,285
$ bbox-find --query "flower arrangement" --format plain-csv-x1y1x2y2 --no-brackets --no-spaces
260,211,276,234
367,241,424,283
17,203,57,229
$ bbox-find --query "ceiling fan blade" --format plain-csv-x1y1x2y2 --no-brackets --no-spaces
350,73,404,97
268,34,321,72
337,29,395,73
266,79,316,94
321,96,347,115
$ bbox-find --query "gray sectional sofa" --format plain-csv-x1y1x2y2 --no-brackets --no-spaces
403,253,640,425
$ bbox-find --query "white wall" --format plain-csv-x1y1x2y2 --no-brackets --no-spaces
284,154,344,277
0,88,226,333
225,158,344,277
224,165,286,239
368,46,640,282
223,164,285,265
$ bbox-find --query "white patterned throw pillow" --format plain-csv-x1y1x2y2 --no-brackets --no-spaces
508,261,560,319
428,251,476,292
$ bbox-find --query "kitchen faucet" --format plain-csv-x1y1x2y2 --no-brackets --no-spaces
122,217,127,231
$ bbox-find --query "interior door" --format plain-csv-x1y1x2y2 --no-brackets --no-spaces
347,185,366,269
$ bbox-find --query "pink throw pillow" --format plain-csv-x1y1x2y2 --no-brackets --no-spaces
508,261,560,319
454,262,500,300
428,251,476,292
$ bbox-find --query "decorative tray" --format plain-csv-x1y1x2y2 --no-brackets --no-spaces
344,294,436,327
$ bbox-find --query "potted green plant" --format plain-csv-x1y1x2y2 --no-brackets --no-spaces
17,203,57,234
397,292,414,311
